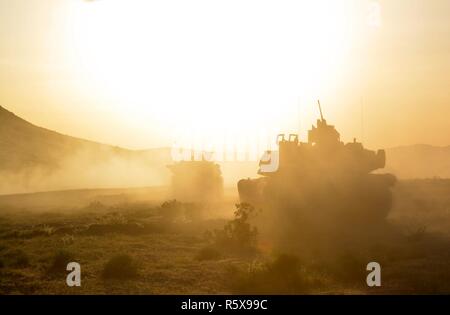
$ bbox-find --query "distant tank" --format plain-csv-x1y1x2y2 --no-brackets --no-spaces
238,101,396,224
168,159,224,203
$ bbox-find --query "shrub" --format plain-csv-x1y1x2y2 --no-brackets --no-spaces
61,234,75,246
212,203,259,254
39,225,55,236
102,254,139,280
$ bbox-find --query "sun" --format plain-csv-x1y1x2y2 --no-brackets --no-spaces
67,0,358,151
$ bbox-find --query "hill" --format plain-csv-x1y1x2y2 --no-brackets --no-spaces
0,106,172,194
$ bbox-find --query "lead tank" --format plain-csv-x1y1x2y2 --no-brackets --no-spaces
238,101,396,224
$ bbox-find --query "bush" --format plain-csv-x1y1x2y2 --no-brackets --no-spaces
212,203,259,254
48,250,75,275
102,254,139,280
196,247,221,261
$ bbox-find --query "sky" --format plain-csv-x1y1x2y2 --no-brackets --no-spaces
0,0,449,151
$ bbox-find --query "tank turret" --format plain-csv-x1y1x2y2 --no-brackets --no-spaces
258,100,387,176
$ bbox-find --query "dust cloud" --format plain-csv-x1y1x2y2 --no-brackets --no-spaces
0,148,170,195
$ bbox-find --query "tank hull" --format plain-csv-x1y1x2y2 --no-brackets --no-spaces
238,172,396,223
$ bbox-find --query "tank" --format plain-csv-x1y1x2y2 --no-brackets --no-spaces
168,159,224,203
238,101,396,224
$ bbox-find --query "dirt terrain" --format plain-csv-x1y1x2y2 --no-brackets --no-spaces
0,180,449,295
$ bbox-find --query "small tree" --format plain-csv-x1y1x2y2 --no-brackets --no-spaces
213,203,259,252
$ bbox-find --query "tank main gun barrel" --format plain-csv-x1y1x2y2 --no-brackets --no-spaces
317,100,324,121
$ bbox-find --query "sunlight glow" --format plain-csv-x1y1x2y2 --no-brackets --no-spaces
67,0,361,150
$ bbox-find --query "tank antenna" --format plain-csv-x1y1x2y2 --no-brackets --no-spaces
317,100,324,121
360,96,364,143
297,96,301,135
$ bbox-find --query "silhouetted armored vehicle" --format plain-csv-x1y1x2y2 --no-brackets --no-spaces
168,159,224,203
238,101,396,224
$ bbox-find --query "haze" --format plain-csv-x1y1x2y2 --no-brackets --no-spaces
0,0,449,150
2,1,450,297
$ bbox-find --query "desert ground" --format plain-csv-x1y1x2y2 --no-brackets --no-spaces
0,180,449,295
